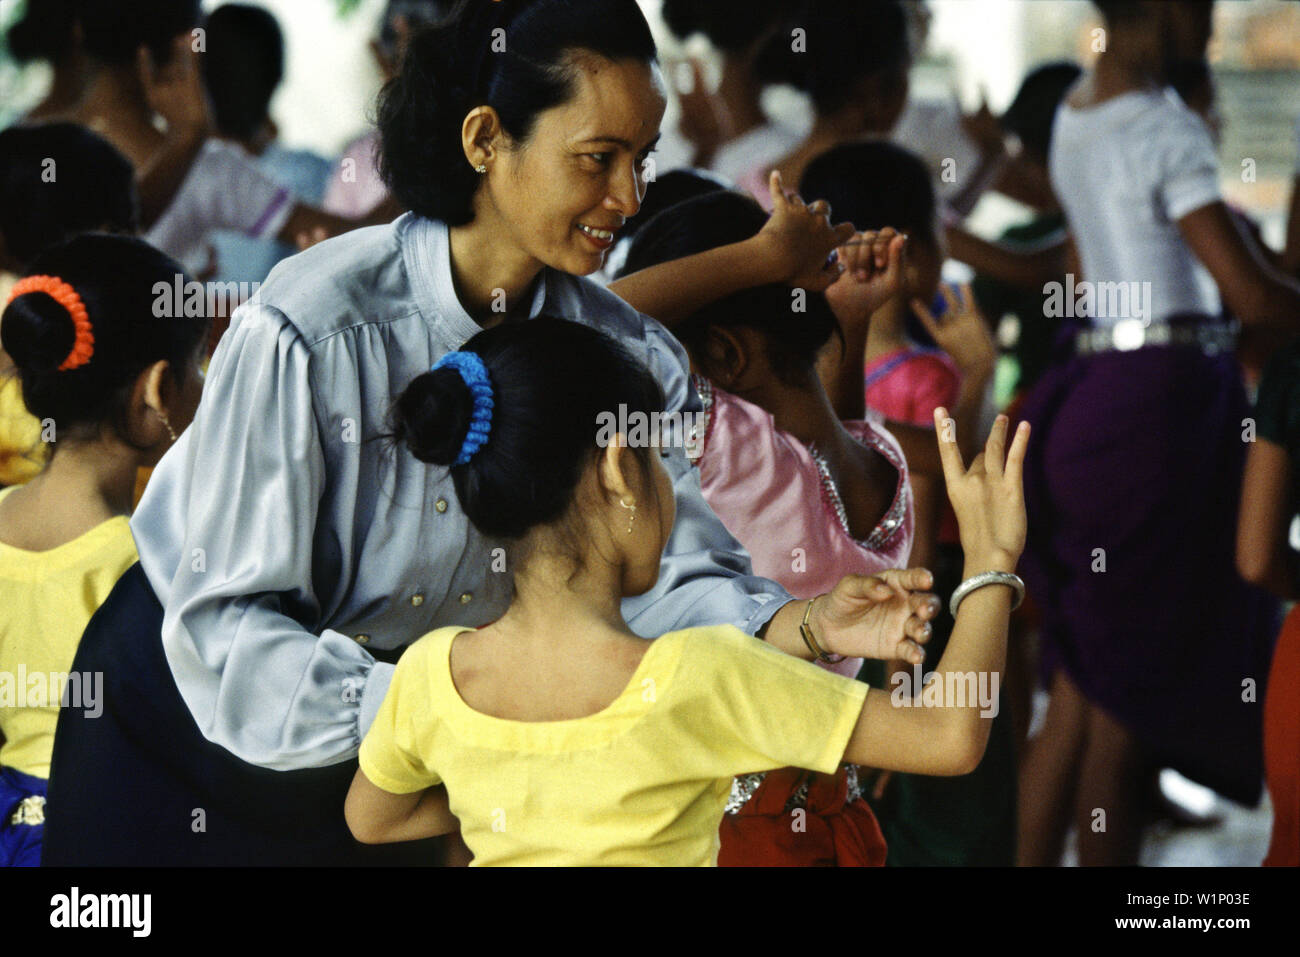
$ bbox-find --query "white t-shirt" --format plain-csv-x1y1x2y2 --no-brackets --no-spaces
711,122,804,186
892,97,992,216
1050,87,1222,326
146,139,296,274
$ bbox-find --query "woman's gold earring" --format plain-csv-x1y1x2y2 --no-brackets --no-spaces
620,497,636,535
156,409,178,443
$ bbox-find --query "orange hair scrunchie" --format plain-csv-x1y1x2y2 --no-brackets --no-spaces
4,274,94,371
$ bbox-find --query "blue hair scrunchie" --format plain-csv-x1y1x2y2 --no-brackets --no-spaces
431,350,495,466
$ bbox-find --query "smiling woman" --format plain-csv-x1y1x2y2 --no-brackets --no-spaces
40,0,905,867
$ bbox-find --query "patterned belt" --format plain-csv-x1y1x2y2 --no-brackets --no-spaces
725,765,864,816
1074,317,1237,357
9,794,46,827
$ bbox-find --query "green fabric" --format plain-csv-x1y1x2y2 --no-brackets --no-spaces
857,542,1017,866
969,213,1068,398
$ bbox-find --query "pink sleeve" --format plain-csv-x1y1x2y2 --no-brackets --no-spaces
901,354,962,425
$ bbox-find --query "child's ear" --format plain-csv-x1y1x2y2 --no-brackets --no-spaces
130,359,173,444
700,327,747,388
597,436,637,505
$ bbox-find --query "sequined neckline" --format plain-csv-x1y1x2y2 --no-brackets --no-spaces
806,431,910,552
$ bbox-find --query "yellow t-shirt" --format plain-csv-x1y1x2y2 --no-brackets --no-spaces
0,485,138,777
0,372,49,487
358,624,869,866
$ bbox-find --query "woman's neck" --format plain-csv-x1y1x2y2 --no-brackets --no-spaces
69,64,163,166
1088,44,1164,104
447,215,546,324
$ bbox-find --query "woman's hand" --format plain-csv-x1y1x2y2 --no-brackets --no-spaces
754,170,857,292
910,282,997,379
934,409,1029,572
825,228,908,330
812,568,942,664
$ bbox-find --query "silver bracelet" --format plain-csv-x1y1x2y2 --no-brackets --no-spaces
949,571,1025,619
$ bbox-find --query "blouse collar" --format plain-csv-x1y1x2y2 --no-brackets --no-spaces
403,215,554,351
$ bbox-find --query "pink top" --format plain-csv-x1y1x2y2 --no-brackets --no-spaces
864,345,961,427
689,376,915,678
864,345,962,544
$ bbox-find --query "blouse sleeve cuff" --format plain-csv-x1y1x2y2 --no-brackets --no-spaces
357,660,397,742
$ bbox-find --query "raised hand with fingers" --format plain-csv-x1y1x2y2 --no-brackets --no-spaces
910,281,997,380
825,227,908,330
756,170,857,293
807,567,943,664
933,408,1029,575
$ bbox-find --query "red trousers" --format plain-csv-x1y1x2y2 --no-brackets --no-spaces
718,766,887,867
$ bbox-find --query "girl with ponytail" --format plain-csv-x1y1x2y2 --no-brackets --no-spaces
0,233,207,866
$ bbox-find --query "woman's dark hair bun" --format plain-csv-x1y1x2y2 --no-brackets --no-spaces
391,366,475,467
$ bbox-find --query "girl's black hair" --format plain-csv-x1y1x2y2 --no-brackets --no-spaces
800,142,939,348
7,0,78,63
1,234,209,445
1001,61,1083,163
618,168,727,246
616,190,841,386
201,4,285,142
77,0,202,65
0,124,138,268
376,0,659,227
799,140,937,247
756,0,910,115
391,317,664,541
660,0,787,55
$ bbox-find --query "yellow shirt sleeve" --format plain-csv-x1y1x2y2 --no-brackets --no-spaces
357,633,445,794
681,626,869,777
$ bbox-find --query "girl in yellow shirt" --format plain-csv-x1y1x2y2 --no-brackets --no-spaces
346,317,1030,866
0,234,208,866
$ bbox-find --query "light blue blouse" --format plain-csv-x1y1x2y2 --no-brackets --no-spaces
131,213,792,771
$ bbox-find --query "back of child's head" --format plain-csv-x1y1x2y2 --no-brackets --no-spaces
1001,61,1082,164
201,4,285,142
1,234,209,444
0,124,138,270
757,0,911,119
661,0,788,55
392,317,664,542
6,0,78,64
77,0,202,66
616,190,841,386
800,140,937,249
618,168,728,247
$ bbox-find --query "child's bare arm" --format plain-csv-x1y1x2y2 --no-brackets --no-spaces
844,411,1028,775
344,769,459,845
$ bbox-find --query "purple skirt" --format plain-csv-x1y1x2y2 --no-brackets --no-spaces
1017,317,1278,805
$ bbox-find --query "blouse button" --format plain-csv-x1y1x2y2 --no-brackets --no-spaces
410,593,424,607
459,592,473,605
435,499,448,513
354,634,370,646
